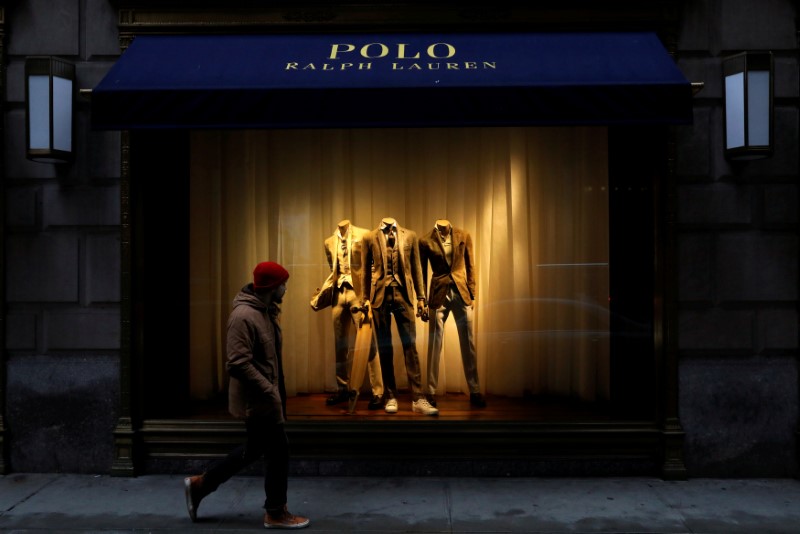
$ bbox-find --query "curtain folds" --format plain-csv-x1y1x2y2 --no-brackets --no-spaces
189,127,609,403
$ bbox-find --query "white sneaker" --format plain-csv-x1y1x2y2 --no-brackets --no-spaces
412,398,439,416
385,398,398,413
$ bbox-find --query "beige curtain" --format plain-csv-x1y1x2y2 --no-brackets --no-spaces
189,127,609,403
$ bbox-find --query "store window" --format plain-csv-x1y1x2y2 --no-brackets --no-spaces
132,123,660,423
188,126,611,409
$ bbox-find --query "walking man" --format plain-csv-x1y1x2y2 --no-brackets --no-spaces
184,261,309,529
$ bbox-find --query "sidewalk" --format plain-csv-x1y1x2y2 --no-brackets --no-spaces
0,473,798,533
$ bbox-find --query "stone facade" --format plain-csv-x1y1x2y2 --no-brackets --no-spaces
3,0,121,473
1,0,798,476
675,0,799,476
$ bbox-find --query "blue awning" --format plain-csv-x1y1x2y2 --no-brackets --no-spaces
91,32,692,129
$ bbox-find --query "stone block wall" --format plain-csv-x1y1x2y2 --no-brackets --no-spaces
3,0,121,473
676,0,799,476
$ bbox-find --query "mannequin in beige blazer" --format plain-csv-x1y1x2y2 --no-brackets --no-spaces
419,220,485,408
323,220,383,409
360,217,436,415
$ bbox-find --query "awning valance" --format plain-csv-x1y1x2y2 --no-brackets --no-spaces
91,32,692,129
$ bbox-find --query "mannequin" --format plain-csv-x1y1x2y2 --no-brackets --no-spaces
320,218,384,410
338,219,350,236
419,220,485,408
360,217,436,415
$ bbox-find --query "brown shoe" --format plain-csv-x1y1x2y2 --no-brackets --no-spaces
264,505,310,529
184,475,206,522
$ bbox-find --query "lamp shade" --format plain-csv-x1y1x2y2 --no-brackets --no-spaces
25,56,75,163
723,51,773,160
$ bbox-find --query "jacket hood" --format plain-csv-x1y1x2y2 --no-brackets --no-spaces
232,283,266,311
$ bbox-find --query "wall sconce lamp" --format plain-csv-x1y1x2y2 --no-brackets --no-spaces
723,51,773,160
25,56,75,163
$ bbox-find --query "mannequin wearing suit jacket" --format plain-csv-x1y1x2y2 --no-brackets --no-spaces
419,220,486,408
360,217,438,415
324,220,383,409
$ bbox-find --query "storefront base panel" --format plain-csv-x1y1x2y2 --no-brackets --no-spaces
137,420,664,477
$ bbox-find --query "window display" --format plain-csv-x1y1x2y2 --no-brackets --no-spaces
188,127,611,420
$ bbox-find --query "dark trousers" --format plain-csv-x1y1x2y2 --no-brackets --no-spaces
373,285,423,400
202,417,289,511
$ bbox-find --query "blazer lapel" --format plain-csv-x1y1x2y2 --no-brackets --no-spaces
434,229,448,267
452,228,465,268
396,227,407,273
377,228,388,273
346,229,353,266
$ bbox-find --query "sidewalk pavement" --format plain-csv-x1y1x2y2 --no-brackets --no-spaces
0,473,798,533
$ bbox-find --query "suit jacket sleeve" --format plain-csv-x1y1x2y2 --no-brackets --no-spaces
419,237,430,300
361,232,373,303
324,239,334,271
465,232,477,300
410,233,425,301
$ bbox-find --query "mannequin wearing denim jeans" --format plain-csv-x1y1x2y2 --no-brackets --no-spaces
419,221,485,408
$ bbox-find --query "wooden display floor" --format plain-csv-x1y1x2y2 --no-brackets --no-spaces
184,392,647,422
286,392,614,422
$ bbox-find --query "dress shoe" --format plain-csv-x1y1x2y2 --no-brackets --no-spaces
367,395,384,410
325,390,349,406
470,392,487,408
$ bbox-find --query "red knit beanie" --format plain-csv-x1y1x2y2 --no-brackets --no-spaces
253,261,289,291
